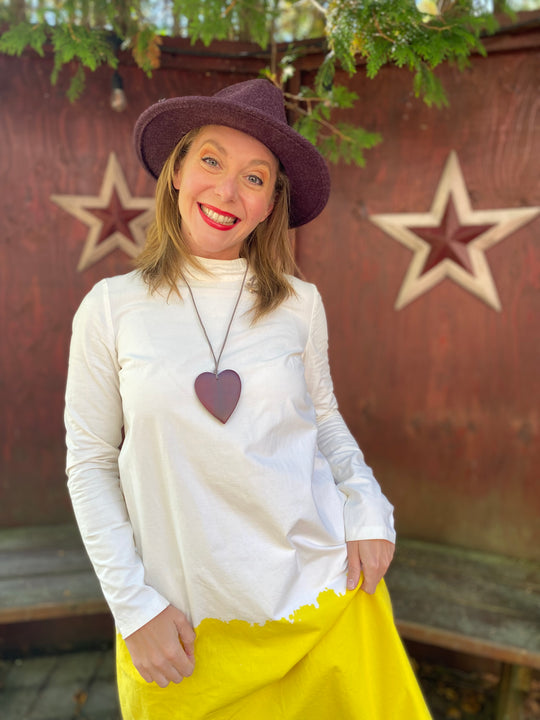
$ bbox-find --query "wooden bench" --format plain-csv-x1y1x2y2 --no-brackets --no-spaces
386,539,540,720
0,524,107,624
1,525,539,718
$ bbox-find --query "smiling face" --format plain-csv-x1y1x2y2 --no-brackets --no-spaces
172,125,278,260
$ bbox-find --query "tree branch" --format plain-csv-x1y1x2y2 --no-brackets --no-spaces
372,13,395,43
303,0,327,17
284,99,354,143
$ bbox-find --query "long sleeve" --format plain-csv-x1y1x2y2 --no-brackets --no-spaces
303,289,396,543
65,280,169,638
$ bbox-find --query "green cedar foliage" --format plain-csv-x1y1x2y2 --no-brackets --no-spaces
324,0,498,108
0,0,514,165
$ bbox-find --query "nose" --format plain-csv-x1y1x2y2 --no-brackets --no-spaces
214,174,238,202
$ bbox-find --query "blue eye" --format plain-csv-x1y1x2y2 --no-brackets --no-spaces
247,175,263,186
202,156,219,168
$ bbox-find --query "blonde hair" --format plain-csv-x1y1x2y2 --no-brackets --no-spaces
136,128,297,321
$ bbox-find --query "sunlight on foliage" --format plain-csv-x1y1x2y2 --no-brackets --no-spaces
0,0,529,165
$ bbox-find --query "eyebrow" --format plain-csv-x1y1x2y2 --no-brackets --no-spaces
200,138,275,171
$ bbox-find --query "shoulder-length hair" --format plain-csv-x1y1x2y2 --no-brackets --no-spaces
136,128,297,321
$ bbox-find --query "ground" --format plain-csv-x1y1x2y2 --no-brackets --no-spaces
416,660,540,720
0,647,539,719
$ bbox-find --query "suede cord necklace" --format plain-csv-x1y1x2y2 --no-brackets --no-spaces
182,264,248,423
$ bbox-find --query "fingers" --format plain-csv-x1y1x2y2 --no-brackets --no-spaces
360,567,380,595
346,541,362,590
359,539,395,595
150,636,194,687
346,539,395,595
174,610,196,677
124,605,196,687
138,657,185,688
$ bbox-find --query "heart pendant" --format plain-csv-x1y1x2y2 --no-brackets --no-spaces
194,370,241,424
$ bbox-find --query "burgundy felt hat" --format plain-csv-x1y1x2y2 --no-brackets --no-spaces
134,79,330,228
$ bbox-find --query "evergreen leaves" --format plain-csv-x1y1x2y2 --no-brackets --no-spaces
265,56,381,166
0,0,515,164
132,29,163,74
322,0,500,108
49,24,117,83
175,0,273,46
0,19,117,98
0,21,48,57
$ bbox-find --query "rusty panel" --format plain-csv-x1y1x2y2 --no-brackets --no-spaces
296,47,540,559
0,45,264,526
1,36,538,563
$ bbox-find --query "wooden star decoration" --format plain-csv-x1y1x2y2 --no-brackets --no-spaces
51,152,155,271
370,151,539,311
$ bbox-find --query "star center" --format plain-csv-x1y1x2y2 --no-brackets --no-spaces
410,196,494,275
86,188,148,246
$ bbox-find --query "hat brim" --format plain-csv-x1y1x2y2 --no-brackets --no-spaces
134,96,330,228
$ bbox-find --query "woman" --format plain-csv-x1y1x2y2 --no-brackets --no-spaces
65,79,431,719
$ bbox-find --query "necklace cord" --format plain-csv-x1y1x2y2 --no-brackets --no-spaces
182,264,249,376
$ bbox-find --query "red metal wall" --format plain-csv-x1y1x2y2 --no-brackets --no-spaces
0,41,265,526
1,31,538,559
296,31,540,559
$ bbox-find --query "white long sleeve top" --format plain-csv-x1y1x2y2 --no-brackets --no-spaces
65,257,395,639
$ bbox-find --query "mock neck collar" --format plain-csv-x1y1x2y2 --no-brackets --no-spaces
181,256,248,283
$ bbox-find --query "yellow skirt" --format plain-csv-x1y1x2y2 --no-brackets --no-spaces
117,581,432,719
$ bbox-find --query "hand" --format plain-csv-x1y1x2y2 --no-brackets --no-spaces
346,539,395,594
124,605,196,687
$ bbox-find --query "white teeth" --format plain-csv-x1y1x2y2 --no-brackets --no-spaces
201,205,237,225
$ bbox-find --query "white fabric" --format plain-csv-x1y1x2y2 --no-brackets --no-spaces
65,257,395,639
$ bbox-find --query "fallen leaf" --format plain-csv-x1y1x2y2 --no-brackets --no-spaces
446,707,461,719
73,689,88,708
461,693,482,714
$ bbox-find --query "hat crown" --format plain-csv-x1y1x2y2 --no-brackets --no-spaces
214,80,287,125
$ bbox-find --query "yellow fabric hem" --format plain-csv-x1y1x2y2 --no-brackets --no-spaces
117,582,432,719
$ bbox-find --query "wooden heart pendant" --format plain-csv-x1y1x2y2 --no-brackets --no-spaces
194,370,241,423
